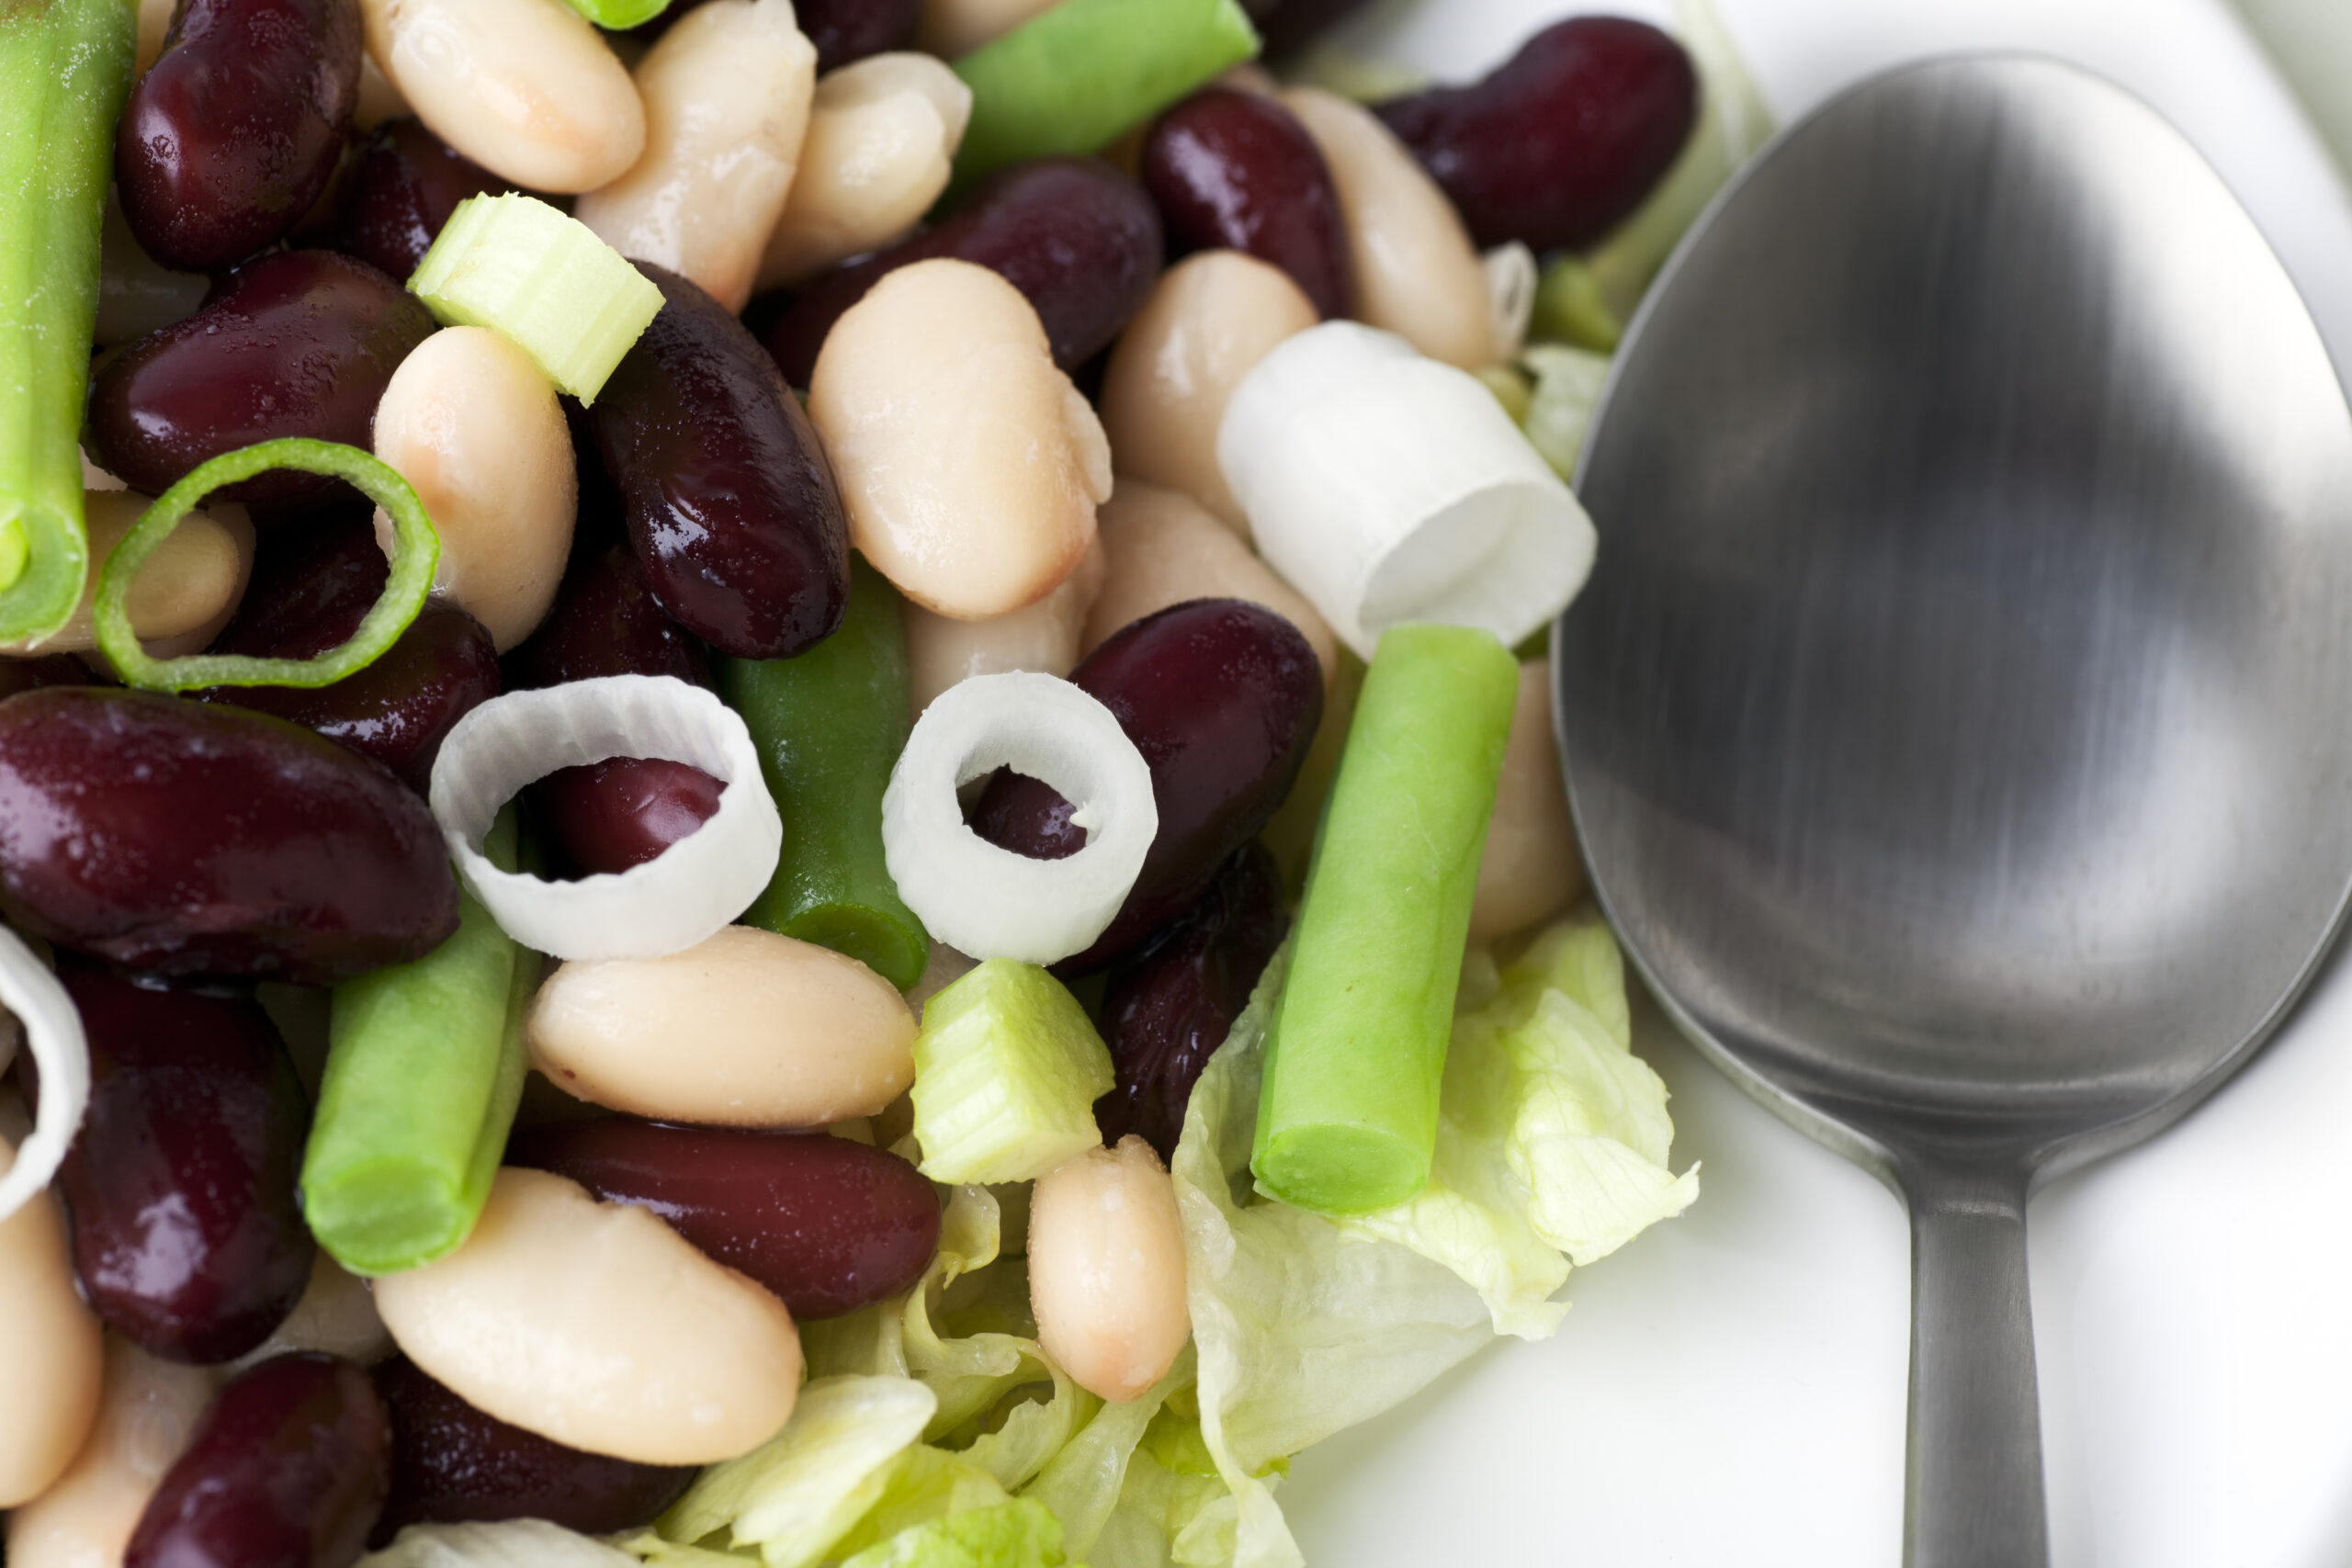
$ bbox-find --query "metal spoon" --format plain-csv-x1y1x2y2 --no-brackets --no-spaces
1555,55,2352,1567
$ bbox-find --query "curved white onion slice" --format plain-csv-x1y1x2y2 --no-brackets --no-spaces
0,925,89,1224
881,671,1156,964
427,674,782,962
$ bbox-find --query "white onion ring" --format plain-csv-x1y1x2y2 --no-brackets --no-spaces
0,926,88,1224
881,671,1156,964
427,675,782,962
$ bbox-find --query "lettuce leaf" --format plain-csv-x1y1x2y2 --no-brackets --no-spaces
362,1521,644,1567
837,1500,1069,1568
1340,913,1699,1337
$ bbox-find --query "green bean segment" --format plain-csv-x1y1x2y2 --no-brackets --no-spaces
722,558,930,991
303,810,534,1277
0,0,136,637
1250,623,1520,1214
94,438,440,692
950,0,1260,186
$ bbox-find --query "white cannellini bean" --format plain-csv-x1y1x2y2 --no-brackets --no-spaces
231,1253,394,1371
375,1167,803,1465
1028,1136,1191,1404
1469,659,1589,942
1282,87,1493,371
0,1136,105,1508
1,491,252,659
758,53,972,291
904,536,1105,714
527,924,917,1127
372,326,578,652
915,0,1060,58
1083,482,1337,688
1100,251,1317,537
360,0,647,195
4,1340,218,1566
574,0,816,314
810,259,1112,620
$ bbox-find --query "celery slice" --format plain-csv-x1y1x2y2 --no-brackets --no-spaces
911,961,1114,1184
408,194,664,404
0,0,136,639
95,439,440,692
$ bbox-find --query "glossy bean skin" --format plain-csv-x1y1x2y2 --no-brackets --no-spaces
334,117,511,283
527,759,723,877
0,690,460,984
594,264,850,660
1097,842,1288,1161
126,1353,390,1568
48,966,314,1365
370,1358,692,1545
1141,89,1352,319
117,0,365,272
202,601,502,793
86,251,436,506
975,599,1321,972
1374,17,1697,254
503,538,712,693
763,156,1162,385
508,1119,940,1320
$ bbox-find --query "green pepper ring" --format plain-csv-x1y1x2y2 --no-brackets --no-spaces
94,437,441,693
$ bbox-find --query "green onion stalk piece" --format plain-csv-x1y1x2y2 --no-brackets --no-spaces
1250,623,1519,1214
1528,254,1623,354
303,809,536,1276
408,192,665,404
0,0,136,640
721,558,929,991
560,0,671,27
950,0,1260,187
910,959,1114,1184
95,439,439,691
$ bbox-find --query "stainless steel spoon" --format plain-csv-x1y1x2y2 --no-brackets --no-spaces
1554,55,2352,1567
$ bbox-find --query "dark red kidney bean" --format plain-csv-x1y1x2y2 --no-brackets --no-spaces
0,689,459,984
86,250,436,506
763,157,1162,385
1097,841,1288,1162
40,965,314,1363
1244,0,1376,59
116,0,364,272
209,507,389,662
334,117,511,282
128,1353,390,1568
503,538,710,692
200,602,501,792
1374,17,1698,254
527,758,723,876
1141,88,1352,319
0,655,96,699
974,599,1321,974
369,1358,692,1546
507,1122,941,1320
594,264,850,660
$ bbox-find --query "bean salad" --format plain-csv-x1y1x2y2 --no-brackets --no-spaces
0,0,1718,1562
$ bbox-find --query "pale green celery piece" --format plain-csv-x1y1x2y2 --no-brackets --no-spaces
408,193,664,403
0,0,136,637
560,0,671,26
910,961,1114,1185
1518,344,1613,484
1475,364,1533,424
837,1498,1069,1568
1586,0,1776,320
301,810,531,1276
1529,254,1624,353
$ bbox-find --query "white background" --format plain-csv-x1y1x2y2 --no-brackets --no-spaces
1277,0,2352,1562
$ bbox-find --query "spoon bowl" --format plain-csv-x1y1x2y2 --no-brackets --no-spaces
1555,54,2352,1567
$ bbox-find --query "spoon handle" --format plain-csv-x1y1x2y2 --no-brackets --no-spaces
1902,1156,2048,1568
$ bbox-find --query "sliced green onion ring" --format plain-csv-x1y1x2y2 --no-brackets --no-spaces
94,438,439,692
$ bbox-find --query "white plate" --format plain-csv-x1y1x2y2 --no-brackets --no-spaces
1279,1,2352,1563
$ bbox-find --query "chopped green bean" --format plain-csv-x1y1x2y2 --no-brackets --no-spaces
721,558,929,991
950,0,1260,186
559,0,671,27
0,0,136,640
1250,624,1520,1214
302,810,534,1275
